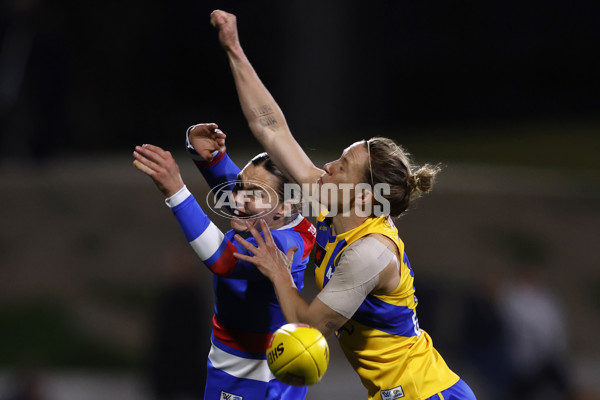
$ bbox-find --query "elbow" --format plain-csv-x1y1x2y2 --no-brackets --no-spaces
317,321,340,339
247,121,267,139
247,121,276,141
207,259,236,277
204,242,238,277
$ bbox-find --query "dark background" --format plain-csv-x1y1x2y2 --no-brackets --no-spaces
1,1,599,399
1,0,599,158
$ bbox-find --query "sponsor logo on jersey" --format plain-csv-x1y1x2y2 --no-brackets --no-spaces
219,390,243,400
381,385,405,400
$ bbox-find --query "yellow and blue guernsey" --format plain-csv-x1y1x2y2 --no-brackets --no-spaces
314,210,459,400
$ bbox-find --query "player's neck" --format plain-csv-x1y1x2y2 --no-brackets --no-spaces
330,212,368,236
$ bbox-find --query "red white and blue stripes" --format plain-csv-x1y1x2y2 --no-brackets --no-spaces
166,185,237,277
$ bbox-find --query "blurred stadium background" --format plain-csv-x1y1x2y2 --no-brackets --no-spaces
1,1,598,399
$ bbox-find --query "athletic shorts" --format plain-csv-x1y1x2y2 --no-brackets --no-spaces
204,335,307,400
426,379,477,400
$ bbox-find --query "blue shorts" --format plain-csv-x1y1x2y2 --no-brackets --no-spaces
204,337,307,400
426,379,477,400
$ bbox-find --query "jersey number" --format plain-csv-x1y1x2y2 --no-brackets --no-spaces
325,266,334,281
412,310,422,337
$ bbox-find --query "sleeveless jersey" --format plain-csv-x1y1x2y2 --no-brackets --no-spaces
314,210,459,400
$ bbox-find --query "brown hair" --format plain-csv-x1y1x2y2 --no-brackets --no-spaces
250,152,301,215
364,137,440,218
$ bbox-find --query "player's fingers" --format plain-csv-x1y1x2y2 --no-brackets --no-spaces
132,159,154,176
199,149,215,162
213,130,226,152
141,144,168,158
233,234,258,254
211,10,226,24
210,11,220,27
135,145,164,164
260,220,275,247
214,129,226,140
245,220,265,247
133,148,163,172
132,149,152,166
209,130,225,144
286,247,298,264
233,252,255,264
192,123,218,133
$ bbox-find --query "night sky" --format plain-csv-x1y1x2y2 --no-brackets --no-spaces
1,0,598,157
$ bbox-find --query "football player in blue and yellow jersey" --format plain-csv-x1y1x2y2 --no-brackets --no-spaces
212,10,477,400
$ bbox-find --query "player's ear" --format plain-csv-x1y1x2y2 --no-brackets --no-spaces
274,198,295,219
353,184,375,217
355,184,373,206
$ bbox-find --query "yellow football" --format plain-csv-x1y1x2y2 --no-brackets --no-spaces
266,323,329,386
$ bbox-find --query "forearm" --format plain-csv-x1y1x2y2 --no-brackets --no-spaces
167,186,237,276
271,272,311,324
211,10,323,185
226,46,287,141
225,47,322,185
272,274,343,338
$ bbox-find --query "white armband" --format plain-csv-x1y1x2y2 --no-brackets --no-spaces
165,185,191,208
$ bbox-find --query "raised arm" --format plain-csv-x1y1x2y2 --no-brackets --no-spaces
185,123,241,192
132,143,302,281
210,10,324,186
133,144,236,276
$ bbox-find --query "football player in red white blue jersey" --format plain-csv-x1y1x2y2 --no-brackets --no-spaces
133,123,316,400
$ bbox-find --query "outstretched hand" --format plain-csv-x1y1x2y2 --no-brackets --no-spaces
210,10,241,52
188,123,226,162
233,220,298,284
133,144,184,197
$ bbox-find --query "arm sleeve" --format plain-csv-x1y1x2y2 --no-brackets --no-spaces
166,186,238,277
185,126,241,192
166,186,305,281
316,237,399,319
